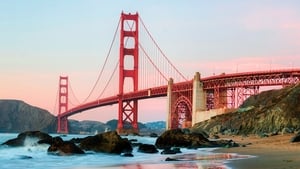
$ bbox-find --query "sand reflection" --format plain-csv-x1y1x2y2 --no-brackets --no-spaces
105,153,251,169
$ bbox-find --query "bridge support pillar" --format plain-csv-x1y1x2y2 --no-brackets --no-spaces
192,72,206,126
166,78,174,130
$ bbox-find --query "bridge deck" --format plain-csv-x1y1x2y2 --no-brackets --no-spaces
59,69,300,118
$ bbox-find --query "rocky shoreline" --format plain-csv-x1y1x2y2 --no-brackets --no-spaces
1,129,239,158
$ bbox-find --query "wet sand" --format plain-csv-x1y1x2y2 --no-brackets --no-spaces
215,134,300,169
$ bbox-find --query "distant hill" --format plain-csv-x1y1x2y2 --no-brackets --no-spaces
105,119,147,131
145,121,166,130
0,99,166,134
193,83,300,135
69,120,110,134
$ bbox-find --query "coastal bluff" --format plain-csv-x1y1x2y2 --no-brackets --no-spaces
0,100,163,134
193,83,300,136
0,100,57,133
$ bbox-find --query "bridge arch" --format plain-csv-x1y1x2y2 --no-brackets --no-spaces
171,96,192,129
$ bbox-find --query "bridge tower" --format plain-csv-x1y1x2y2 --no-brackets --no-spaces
118,12,139,133
57,76,69,134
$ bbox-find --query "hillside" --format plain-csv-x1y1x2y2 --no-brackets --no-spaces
0,100,166,134
193,83,300,135
0,100,57,133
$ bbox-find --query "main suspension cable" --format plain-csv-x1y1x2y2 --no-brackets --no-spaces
97,61,119,99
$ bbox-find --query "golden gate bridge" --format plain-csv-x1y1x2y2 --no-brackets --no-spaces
56,12,300,134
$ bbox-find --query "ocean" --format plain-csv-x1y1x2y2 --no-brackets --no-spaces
0,133,246,169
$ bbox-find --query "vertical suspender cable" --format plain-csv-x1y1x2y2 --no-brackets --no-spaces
81,18,121,104
139,16,187,82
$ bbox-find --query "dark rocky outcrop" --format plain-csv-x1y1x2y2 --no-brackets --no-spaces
155,129,237,149
137,144,158,153
290,132,300,143
193,84,300,136
47,137,84,155
79,131,132,154
0,100,57,133
155,129,211,149
2,131,52,147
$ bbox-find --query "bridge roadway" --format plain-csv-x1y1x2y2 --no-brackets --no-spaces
60,69,300,118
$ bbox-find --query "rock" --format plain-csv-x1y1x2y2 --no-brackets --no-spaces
149,133,158,137
290,133,300,143
69,137,84,144
165,157,179,161
212,139,239,148
79,131,132,154
137,144,158,153
190,127,209,138
258,133,269,138
155,129,213,149
47,137,84,155
17,155,33,159
210,134,220,139
281,127,293,134
269,131,279,136
121,152,134,157
161,147,182,154
2,131,52,147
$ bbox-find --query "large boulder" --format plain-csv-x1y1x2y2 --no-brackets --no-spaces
1,131,52,147
155,129,238,149
47,137,84,155
155,129,213,149
79,131,132,154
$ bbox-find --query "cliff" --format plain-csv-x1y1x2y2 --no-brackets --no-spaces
0,100,57,133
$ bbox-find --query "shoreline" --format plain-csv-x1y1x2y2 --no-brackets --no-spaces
215,134,300,169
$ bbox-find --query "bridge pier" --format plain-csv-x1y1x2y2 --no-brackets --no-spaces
167,72,206,129
166,78,174,130
192,72,206,126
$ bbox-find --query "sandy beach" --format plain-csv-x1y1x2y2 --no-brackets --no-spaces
215,134,300,169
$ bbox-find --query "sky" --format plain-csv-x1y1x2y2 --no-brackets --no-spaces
1,0,300,123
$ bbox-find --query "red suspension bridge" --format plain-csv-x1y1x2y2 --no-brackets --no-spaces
57,12,300,134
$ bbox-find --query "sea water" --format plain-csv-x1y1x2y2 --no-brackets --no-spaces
0,133,246,169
